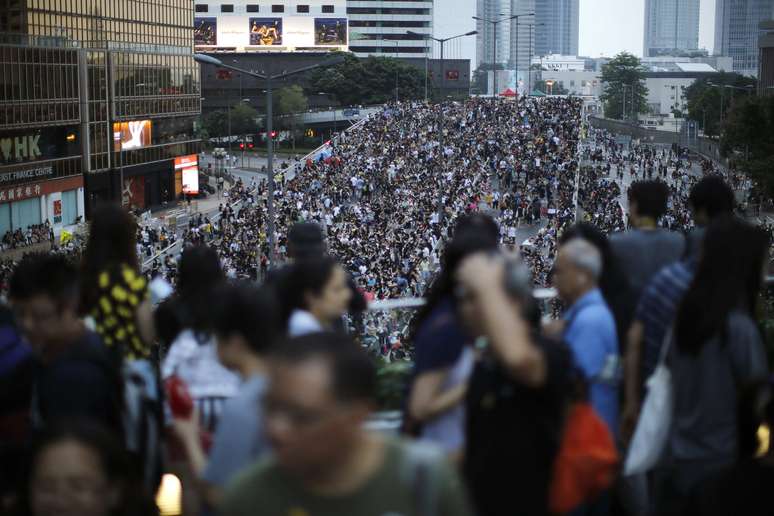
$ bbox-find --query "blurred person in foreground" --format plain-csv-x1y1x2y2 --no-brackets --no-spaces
79,203,155,361
406,214,499,458
653,216,769,515
13,421,156,516
610,180,685,346
171,284,278,510
554,238,619,438
455,252,573,516
622,176,736,441
219,332,472,516
8,254,122,436
277,256,353,337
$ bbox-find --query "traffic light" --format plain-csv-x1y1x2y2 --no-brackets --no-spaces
239,143,245,150
270,131,277,138
248,143,254,149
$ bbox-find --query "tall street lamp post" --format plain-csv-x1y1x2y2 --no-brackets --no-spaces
406,30,477,100
474,12,533,96
194,53,344,268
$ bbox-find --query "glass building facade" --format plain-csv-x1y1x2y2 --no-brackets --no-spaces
643,0,700,57
534,0,579,57
0,0,200,220
714,0,773,77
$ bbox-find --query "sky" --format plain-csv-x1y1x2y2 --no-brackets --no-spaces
434,0,717,69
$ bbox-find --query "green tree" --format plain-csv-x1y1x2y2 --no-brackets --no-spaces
721,95,774,197
277,85,309,150
201,110,227,139
684,72,757,137
229,102,259,136
534,79,569,95
599,52,648,120
308,54,425,106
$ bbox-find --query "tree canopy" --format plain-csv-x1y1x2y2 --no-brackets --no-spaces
599,52,648,120
307,54,426,106
684,72,757,137
721,95,774,197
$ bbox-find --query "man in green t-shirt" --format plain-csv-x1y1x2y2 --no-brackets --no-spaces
219,331,472,516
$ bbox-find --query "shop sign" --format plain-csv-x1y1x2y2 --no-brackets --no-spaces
0,184,41,202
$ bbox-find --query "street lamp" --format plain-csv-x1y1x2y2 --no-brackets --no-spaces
473,12,534,96
194,53,344,268
516,22,545,96
406,30,477,100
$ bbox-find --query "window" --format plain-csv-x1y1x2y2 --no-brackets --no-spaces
272,5,284,13
221,4,234,12
297,5,310,13
322,5,335,13
195,4,208,12
246,4,259,12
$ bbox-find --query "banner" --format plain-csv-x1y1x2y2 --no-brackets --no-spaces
195,18,217,46
249,18,283,45
314,18,347,46
113,120,152,152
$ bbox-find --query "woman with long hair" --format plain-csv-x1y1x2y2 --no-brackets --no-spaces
404,213,500,456
80,203,154,361
656,216,770,515
160,245,239,433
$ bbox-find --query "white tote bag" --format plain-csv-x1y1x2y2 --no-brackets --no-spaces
623,330,674,476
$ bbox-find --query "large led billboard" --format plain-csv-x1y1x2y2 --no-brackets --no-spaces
249,18,283,45
113,120,152,152
194,18,217,46
194,15,347,51
315,18,348,46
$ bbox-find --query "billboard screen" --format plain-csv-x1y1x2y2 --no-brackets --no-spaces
314,18,348,46
249,18,283,45
194,18,217,46
175,154,199,195
113,120,152,152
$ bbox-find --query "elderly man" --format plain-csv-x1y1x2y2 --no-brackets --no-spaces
554,237,620,437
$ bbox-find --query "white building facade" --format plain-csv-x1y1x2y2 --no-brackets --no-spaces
347,0,432,58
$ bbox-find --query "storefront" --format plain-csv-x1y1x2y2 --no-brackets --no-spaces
0,174,85,238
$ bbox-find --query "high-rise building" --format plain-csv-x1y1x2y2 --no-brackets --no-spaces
714,0,774,77
0,0,200,226
347,0,432,58
476,0,512,69
509,0,534,70
760,19,774,94
643,0,700,57
534,0,579,57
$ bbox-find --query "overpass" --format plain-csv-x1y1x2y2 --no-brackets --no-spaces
274,105,384,126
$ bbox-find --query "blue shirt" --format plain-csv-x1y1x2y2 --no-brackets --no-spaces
563,289,620,437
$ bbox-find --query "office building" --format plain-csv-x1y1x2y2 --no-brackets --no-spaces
761,19,774,95
347,0,432,58
193,1,349,53
476,0,512,69
0,0,200,229
714,0,774,77
534,0,579,57
643,0,700,57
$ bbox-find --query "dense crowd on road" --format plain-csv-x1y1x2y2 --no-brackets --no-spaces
1,98,773,516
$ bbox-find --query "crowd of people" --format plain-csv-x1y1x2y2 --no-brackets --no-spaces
0,222,55,252
0,97,773,516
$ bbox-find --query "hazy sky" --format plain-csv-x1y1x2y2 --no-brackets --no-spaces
435,0,717,68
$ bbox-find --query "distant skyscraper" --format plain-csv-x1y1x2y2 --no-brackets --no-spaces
347,0,432,58
476,0,512,68
715,0,774,76
643,0,700,57
509,0,535,70
534,0,579,57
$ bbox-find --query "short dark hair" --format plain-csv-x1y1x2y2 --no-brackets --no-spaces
688,175,735,219
288,222,325,260
211,284,278,354
271,332,376,403
9,254,79,306
627,180,670,219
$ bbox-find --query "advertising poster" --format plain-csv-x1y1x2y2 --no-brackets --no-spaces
113,120,152,152
249,18,283,45
175,154,199,195
314,18,348,46
194,18,217,46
